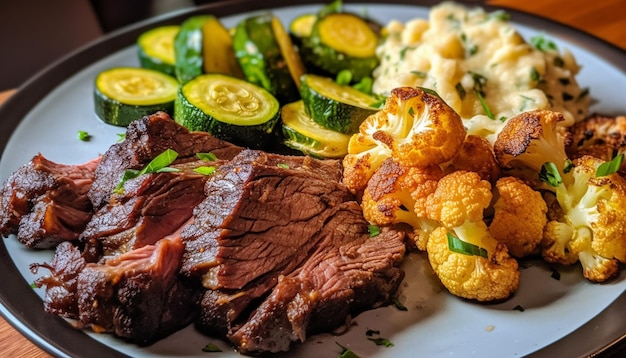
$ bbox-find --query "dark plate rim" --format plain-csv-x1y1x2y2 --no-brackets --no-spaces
0,1,624,357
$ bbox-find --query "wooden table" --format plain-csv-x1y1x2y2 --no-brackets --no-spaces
0,0,624,357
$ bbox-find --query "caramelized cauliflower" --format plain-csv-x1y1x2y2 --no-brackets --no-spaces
425,171,520,301
541,155,626,282
361,158,442,251
494,109,570,189
444,134,501,184
489,176,548,258
342,87,466,193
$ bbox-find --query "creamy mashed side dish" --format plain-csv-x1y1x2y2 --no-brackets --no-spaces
372,2,590,142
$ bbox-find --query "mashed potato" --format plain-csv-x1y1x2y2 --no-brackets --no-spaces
372,2,589,142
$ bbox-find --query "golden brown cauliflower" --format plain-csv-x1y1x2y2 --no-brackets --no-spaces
425,171,520,302
489,176,548,258
342,87,466,193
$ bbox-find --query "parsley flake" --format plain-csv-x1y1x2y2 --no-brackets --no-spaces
77,130,91,141
202,343,222,352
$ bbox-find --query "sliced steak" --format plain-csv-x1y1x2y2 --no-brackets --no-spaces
80,161,215,257
229,213,405,353
88,111,243,209
183,149,406,352
0,154,100,248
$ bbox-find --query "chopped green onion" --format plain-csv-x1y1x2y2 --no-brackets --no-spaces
530,67,542,82
564,159,574,173
447,232,488,258
30,282,37,289
337,342,360,358
114,149,179,193
77,130,91,141
418,87,442,99
488,10,511,21
318,0,342,17
539,162,563,187
371,95,387,109
411,70,427,78
512,305,525,312
202,343,222,352
194,166,216,175
550,268,561,280
116,133,126,142
596,154,624,177
475,90,494,119
530,34,558,52
368,224,380,237
393,297,408,311
197,152,217,161
277,163,290,169
367,337,394,347
408,106,415,116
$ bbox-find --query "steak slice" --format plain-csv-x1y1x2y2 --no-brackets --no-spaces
88,111,242,209
80,161,214,257
227,203,406,354
0,154,100,248
183,149,406,352
33,230,199,346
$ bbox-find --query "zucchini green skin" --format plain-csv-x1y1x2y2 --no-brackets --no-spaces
301,13,380,81
94,90,175,127
174,16,210,84
174,74,281,148
282,100,350,158
299,74,379,134
94,67,178,127
232,14,300,104
137,25,179,76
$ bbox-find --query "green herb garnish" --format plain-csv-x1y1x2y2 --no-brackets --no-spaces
455,82,466,100
77,130,91,141
367,338,394,347
194,166,216,176
337,342,360,358
393,297,408,311
418,87,442,99
352,77,373,94
116,133,126,142
488,10,511,21
475,90,494,119
197,152,217,161
366,329,380,336
512,305,525,312
114,149,179,193
550,268,561,280
530,34,558,52
596,154,624,177
368,224,380,237
202,343,222,352
277,163,290,169
539,162,563,187
447,232,488,258
411,70,427,78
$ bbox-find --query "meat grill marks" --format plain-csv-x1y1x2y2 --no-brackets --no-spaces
88,111,243,209
182,150,406,353
0,154,101,248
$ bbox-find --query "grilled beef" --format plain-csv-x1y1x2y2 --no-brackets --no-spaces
88,111,242,209
0,154,100,248
181,150,406,353
13,117,408,352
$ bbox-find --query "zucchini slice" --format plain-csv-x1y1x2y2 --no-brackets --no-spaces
233,14,305,104
174,15,241,84
302,12,380,81
174,73,280,148
137,25,180,76
282,100,350,159
94,67,179,126
299,73,379,134
289,13,317,46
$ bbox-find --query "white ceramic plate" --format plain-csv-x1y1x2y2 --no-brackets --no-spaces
1,1,625,357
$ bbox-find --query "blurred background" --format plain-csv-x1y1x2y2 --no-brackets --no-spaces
0,0,206,91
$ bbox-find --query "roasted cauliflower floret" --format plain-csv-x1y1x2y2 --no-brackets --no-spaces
540,155,626,282
444,134,501,184
494,109,570,189
361,158,442,251
566,114,626,159
489,176,548,258
425,171,520,301
342,87,466,193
